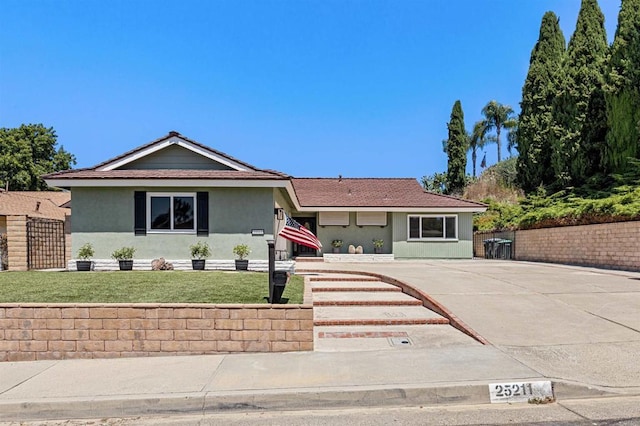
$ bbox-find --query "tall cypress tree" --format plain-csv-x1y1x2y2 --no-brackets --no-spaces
445,100,468,195
551,0,608,186
604,0,640,172
517,12,566,192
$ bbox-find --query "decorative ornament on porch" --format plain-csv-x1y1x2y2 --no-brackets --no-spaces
76,243,94,271
111,246,136,271
331,239,343,253
233,244,251,271
372,239,384,254
189,241,211,270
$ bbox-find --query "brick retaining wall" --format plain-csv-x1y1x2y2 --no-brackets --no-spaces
515,221,640,271
0,304,314,362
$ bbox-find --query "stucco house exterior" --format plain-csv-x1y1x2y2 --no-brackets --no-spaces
44,131,485,268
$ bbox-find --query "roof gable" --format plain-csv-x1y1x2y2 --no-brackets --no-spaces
118,144,235,171
96,131,258,172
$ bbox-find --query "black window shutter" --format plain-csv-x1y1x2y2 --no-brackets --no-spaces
197,191,209,236
134,191,146,235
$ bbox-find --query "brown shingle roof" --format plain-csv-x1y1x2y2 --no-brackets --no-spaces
9,191,71,207
0,191,70,220
291,178,486,209
44,169,288,180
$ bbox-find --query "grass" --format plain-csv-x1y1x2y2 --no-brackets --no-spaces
0,271,304,304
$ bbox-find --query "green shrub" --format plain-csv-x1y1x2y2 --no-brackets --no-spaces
77,243,95,260
111,247,136,260
232,244,250,260
189,241,211,259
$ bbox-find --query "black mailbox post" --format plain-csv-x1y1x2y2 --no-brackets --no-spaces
267,240,290,303
272,270,289,304
267,239,275,303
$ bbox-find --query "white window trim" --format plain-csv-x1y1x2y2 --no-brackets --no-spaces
407,214,458,241
147,192,197,234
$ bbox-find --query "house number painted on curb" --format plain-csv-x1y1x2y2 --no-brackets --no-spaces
488,381,553,403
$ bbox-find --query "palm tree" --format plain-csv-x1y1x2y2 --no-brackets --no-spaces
505,118,518,157
481,100,516,162
468,121,489,177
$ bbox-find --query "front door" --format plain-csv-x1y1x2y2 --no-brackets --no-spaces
292,217,318,257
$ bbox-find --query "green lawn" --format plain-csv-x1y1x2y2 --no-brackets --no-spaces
0,271,304,304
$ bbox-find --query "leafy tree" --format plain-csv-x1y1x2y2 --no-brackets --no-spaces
604,0,640,172
517,11,566,192
468,121,489,178
481,100,516,163
445,100,468,195
421,172,448,194
550,0,608,186
0,124,76,191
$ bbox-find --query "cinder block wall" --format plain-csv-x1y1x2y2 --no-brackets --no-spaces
515,221,640,271
0,304,314,362
6,215,27,271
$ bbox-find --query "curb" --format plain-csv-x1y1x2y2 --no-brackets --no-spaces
0,380,622,422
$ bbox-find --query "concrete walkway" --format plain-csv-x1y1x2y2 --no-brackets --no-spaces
1,260,640,422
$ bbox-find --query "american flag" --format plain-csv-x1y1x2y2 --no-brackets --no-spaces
278,214,323,251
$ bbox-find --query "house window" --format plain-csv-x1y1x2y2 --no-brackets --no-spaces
147,193,195,232
408,215,457,240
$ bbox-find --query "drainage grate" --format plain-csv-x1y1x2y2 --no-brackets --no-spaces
389,337,412,347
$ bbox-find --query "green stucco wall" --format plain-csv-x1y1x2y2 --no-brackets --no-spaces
315,213,392,254
391,212,474,258
71,187,275,260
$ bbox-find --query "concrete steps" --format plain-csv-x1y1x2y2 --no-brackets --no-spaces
310,273,453,351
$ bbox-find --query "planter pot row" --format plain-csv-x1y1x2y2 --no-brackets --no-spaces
77,260,250,271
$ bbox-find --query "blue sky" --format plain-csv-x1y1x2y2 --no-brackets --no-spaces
0,0,622,180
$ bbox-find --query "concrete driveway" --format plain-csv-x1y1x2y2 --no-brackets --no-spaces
302,259,640,390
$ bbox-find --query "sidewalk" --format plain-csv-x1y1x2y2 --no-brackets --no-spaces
2,260,640,421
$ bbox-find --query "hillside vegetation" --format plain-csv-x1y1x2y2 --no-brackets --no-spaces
465,159,640,231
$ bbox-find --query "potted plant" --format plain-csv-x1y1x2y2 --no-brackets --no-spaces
331,239,343,254
76,243,94,271
111,246,136,271
372,239,384,254
189,241,211,270
232,244,250,271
